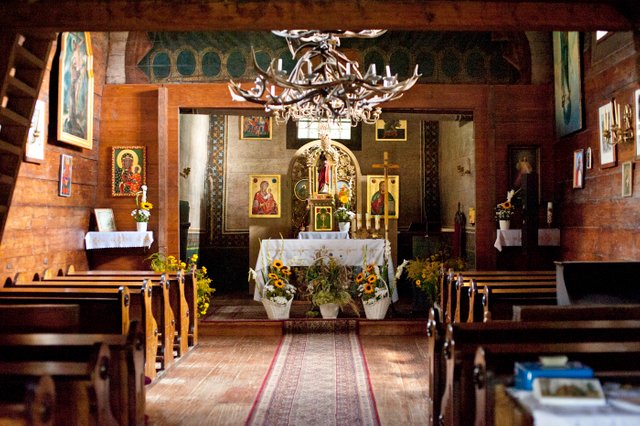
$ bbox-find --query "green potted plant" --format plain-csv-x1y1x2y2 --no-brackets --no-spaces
305,252,358,318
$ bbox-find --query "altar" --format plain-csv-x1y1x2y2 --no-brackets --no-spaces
253,239,398,302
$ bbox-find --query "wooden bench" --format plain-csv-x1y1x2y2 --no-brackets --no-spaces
438,319,640,426
63,270,194,354
0,304,80,332
33,277,175,368
447,271,556,321
555,261,640,305
513,304,640,321
0,321,145,426
0,374,54,425
4,282,161,381
0,341,118,425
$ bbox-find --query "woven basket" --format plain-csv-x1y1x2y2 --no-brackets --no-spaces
262,298,293,320
363,296,391,320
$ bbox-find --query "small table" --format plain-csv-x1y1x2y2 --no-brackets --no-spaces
494,229,560,252
298,231,349,240
84,231,154,250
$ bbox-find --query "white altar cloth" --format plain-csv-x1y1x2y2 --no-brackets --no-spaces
298,231,349,240
85,231,154,250
494,229,560,251
508,388,640,425
253,239,397,302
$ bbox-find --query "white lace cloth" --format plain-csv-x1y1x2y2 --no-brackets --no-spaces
253,238,397,302
298,231,349,240
508,388,640,425
494,229,561,251
84,231,154,250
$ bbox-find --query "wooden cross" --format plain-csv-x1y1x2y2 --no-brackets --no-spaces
372,151,399,242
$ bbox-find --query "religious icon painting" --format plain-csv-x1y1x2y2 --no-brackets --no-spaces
112,146,146,197
553,32,583,138
249,175,281,218
598,102,616,168
294,179,309,201
240,116,272,140
366,175,399,219
573,149,584,189
314,206,333,231
375,119,407,141
622,161,633,197
57,32,94,149
58,154,73,197
585,147,592,170
508,145,541,203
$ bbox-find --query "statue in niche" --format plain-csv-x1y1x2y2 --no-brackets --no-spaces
317,153,330,193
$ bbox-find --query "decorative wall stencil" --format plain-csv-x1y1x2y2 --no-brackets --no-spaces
138,31,520,84
422,121,440,229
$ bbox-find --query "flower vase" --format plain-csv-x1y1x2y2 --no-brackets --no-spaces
338,222,350,233
499,220,510,230
319,303,340,319
262,298,293,320
136,222,148,232
363,296,391,320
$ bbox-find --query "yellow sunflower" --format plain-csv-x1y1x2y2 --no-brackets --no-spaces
274,279,285,289
191,253,198,262
415,279,421,288
501,201,512,209
339,194,349,204
272,259,284,269
280,266,290,275
366,264,375,273
268,273,278,280
367,274,377,284
141,201,153,210
356,272,364,283
364,283,374,294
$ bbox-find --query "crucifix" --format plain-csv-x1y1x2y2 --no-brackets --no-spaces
372,151,399,242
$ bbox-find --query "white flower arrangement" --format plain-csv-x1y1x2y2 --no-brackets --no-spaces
334,206,355,223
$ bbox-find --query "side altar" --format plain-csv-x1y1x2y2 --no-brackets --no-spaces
253,238,398,303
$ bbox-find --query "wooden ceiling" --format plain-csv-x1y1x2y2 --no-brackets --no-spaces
0,1,637,33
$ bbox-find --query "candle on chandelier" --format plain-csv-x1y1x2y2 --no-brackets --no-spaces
385,65,391,78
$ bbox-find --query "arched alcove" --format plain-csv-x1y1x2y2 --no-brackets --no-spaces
287,138,362,233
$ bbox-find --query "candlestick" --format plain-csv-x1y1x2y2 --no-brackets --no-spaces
141,185,147,203
374,215,380,230
356,213,361,230
365,213,370,229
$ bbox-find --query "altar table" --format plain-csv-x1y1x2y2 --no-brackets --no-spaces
298,231,349,240
253,239,397,302
494,229,560,251
85,231,154,250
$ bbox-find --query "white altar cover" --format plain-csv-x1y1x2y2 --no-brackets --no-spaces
84,231,154,250
253,239,397,302
298,231,349,240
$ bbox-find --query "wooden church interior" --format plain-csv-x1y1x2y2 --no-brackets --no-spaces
1,1,640,424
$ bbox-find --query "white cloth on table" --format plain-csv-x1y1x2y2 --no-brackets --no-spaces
494,229,561,251
508,389,640,426
298,231,349,240
84,231,154,250
253,239,397,302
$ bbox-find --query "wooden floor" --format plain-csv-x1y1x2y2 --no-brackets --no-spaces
146,333,430,425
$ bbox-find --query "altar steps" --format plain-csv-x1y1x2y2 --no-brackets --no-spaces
199,318,427,336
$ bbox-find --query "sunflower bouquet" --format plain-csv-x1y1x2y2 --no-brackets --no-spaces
495,189,518,220
263,259,297,305
356,263,389,305
132,185,153,222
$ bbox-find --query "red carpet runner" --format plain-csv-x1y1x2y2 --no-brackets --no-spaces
246,332,381,425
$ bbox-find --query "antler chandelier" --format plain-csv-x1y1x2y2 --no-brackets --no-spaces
228,30,421,125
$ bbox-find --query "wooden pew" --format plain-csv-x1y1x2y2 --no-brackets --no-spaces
0,374,55,425
4,282,161,380
34,277,175,369
438,319,640,426
63,270,192,355
0,341,118,425
474,337,640,425
513,304,640,321
0,322,145,426
0,287,130,335
0,304,80,333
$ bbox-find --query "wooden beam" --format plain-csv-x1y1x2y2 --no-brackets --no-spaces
0,1,634,32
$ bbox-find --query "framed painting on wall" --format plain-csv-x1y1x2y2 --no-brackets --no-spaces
622,161,633,197
314,206,333,231
375,119,407,141
508,145,540,198
94,208,117,231
240,116,272,140
573,149,584,189
57,32,94,149
112,146,146,196
598,103,616,168
635,89,640,160
25,100,46,163
366,175,399,219
553,31,583,137
249,175,280,218
58,154,73,197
